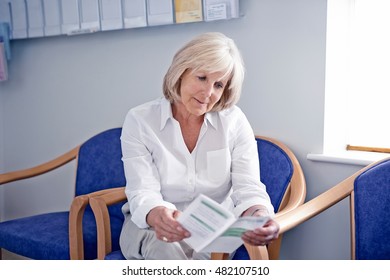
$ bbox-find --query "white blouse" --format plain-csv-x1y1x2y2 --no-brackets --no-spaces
121,97,274,229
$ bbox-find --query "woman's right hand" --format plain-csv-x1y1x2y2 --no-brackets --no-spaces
146,206,191,243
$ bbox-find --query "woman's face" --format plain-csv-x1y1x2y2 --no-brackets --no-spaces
178,69,228,116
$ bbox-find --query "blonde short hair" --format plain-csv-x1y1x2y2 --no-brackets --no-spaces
163,32,245,111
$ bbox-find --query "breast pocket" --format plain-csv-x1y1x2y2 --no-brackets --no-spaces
207,148,231,183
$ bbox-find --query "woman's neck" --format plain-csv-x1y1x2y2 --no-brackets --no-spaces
172,102,204,153
171,102,204,125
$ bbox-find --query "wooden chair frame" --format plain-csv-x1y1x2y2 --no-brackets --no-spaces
212,135,306,260
1,146,88,260
273,157,390,259
88,135,306,260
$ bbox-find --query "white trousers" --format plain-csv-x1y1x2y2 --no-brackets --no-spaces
119,213,212,260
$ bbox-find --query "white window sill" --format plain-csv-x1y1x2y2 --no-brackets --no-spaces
307,151,390,166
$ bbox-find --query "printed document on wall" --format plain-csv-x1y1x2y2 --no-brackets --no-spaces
9,0,28,39
80,0,100,31
100,0,123,31
42,0,61,36
123,0,147,28
0,1,11,30
61,0,80,34
174,0,203,24
26,0,44,38
203,0,239,21
146,0,173,26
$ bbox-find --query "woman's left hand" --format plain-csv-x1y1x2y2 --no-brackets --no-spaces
240,205,280,246
241,219,280,246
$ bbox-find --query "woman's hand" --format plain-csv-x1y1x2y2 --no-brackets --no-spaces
241,219,280,246
241,205,280,246
146,206,191,243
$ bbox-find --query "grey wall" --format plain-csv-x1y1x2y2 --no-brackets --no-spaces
0,0,363,259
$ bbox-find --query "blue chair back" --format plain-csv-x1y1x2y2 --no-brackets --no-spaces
257,138,294,212
76,127,126,196
232,137,294,260
354,158,390,260
76,128,126,221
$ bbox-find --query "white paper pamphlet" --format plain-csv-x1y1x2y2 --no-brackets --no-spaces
177,194,270,253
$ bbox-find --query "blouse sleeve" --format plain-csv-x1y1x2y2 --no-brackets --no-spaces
121,111,176,228
229,110,275,217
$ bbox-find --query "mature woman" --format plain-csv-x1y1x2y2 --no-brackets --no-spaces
120,32,279,260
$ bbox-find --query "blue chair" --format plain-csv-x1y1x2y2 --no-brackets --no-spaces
88,135,306,260
275,157,390,259
0,128,125,260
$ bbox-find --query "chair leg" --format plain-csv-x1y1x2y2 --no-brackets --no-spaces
211,252,230,260
69,195,89,260
267,234,283,260
245,245,269,260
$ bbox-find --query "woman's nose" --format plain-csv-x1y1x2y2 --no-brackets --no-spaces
202,83,213,97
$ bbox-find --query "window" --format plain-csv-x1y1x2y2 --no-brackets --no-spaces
317,0,390,164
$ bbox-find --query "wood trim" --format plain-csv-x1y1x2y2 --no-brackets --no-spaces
0,146,80,185
89,187,126,259
346,145,390,154
255,135,307,216
350,191,356,260
69,195,89,260
210,252,229,260
275,176,355,235
253,135,307,260
244,244,269,260
90,196,113,260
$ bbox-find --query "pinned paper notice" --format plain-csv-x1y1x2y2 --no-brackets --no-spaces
10,0,28,39
123,0,147,28
206,4,227,21
204,0,239,21
100,0,123,31
43,0,62,36
80,0,100,30
61,0,80,34
146,0,173,26
26,0,45,38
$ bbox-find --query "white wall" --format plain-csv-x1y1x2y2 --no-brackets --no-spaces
0,0,363,259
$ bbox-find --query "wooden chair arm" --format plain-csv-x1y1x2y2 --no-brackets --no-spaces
89,187,126,260
275,157,390,235
223,176,352,261
275,176,355,235
69,187,126,260
0,146,80,185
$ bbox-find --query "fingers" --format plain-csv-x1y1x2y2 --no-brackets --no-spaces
157,217,189,242
242,219,280,247
148,207,190,243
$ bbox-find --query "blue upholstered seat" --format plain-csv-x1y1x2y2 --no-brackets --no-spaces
0,128,126,259
103,136,302,260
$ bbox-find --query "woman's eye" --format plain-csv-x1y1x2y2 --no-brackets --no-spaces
197,76,206,81
215,82,224,89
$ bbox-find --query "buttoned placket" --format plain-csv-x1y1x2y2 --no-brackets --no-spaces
184,120,209,201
